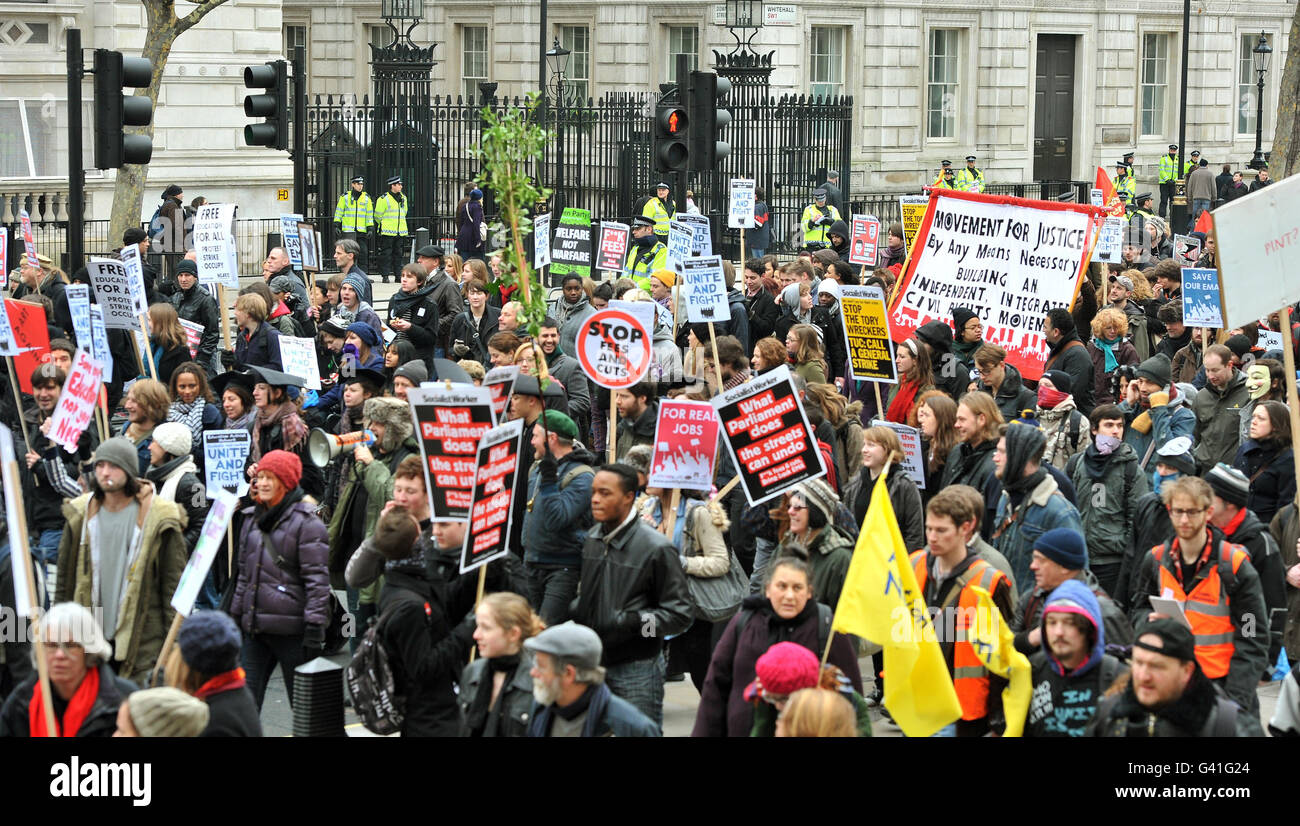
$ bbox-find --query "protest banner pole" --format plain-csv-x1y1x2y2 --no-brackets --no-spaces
709,475,739,505
661,488,681,540
5,358,32,451
707,321,723,392
150,613,185,687
739,228,746,268
139,313,159,380
217,285,232,351
1276,307,1300,508
468,566,488,664
227,520,234,578
4,459,56,735
97,386,110,442
609,405,617,463
873,382,885,419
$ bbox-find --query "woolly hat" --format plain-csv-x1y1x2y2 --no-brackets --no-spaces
650,269,676,289
342,271,372,304
1153,436,1197,476
163,184,183,198
743,642,820,702
817,279,842,307
93,437,141,483
363,396,414,451
623,444,653,477
951,307,978,336
1033,528,1088,570
151,422,193,458
1224,334,1252,361
178,611,242,676
257,449,302,492
1040,369,1073,395
128,687,210,737
394,360,429,384
780,282,802,313
1205,463,1251,507
345,322,381,349
1135,353,1172,388
175,258,198,276
319,317,350,339
793,477,840,530
268,275,297,295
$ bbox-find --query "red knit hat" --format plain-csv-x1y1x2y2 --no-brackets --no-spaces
257,450,302,492
742,642,820,702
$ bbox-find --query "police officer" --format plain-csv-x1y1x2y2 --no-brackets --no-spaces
1158,144,1179,218
1132,192,1157,221
932,159,953,186
625,215,667,289
642,182,675,244
333,175,374,270
933,166,959,191
373,175,410,283
956,155,985,193
1186,149,1200,177
1114,161,1136,205
800,187,841,250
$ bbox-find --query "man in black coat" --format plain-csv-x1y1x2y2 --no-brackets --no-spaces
169,259,221,376
386,263,441,367
416,245,464,358
568,464,692,731
742,259,779,343
1043,307,1095,416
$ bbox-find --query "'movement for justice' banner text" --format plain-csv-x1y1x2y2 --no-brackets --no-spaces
888,189,1102,381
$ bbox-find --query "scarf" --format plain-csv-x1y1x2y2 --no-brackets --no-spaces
30,666,100,737
951,336,981,364
464,654,521,736
1096,336,1121,373
251,403,308,462
887,378,921,425
226,408,257,433
168,399,206,448
194,667,247,700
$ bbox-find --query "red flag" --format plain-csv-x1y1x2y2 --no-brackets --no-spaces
1193,209,1213,235
1094,167,1127,217
5,299,51,394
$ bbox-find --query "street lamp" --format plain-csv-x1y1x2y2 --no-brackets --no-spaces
546,39,571,215
1249,31,1272,171
380,0,424,45
724,0,763,54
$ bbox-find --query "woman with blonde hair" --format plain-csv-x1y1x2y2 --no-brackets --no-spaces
841,424,924,551
1087,307,1138,405
775,687,858,737
459,592,545,737
148,301,191,384
164,610,262,736
785,323,828,384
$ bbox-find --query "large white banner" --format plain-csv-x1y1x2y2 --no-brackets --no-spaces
888,190,1100,381
1214,173,1300,327
194,203,240,289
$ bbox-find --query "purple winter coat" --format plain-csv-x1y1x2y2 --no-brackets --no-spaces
456,199,485,257
690,595,863,737
229,495,331,637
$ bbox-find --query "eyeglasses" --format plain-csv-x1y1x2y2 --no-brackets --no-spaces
787,504,807,512
41,641,84,655
1169,507,1208,519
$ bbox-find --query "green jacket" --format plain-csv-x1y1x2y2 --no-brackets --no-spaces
327,437,419,600
779,526,853,611
749,690,873,736
1158,153,1177,184
1068,443,1150,567
55,484,188,686
1191,370,1249,472
333,190,374,232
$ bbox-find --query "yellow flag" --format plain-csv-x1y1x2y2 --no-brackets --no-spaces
832,473,962,738
968,585,1033,737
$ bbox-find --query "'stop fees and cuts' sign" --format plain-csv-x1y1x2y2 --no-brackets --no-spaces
408,385,496,520
711,363,825,506
889,190,1101,382
577,309,653,390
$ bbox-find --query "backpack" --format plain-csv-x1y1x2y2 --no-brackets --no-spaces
345,603,410,735
148,205,165,242
734,602,834,657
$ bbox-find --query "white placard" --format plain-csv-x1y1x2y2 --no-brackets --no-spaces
88,258,140,330
89,304,113,377
119,245,148,316
170,489,239,616
0,423,32,615
729,178,756,229
1214,173,1300,327
203,430,251,498
677,213,711,255
680,256,729,323
1092,216,1126,264
279,335,322,390
1259,329,1284,353
194,203,239,289
19,209,36,268
49,350,104,454
0,291,17,357
65,284,92,353
870,419,926,489
533,213,552,269
666,221,694,274
280,213,304,269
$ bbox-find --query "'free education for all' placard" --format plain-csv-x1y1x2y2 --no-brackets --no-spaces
839,285,897,383
460,418,524,575
711,363,825,506
408,384,496,520
889,189,1102,382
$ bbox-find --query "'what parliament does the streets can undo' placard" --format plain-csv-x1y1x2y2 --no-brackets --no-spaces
889,189,1103,382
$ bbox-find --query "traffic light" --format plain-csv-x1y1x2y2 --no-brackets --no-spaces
243,60,289,151
688,71,731,171
653,84,690,174
92,49,154,169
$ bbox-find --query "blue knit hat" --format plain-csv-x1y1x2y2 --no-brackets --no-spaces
178,611,242,675
1033,528,1088,571
346,322,381,348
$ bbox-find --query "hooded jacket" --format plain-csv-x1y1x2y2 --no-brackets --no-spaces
387,281,440,365
1216,509,1288,665
551,293,596,360
1068,441,1149,568
977,362,1036,422
55,484,189,685
940,437,997,492
916,320,965,400
777,521,855,612
1026,581,1129,737
424,269,464,350
1014,569,1133,656
1192,369,1250,472
992,425,1085,589
1120,385,1196,469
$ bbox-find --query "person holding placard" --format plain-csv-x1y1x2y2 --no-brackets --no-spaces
387,262,440,368
169,259,220,378
120,379,170,477
55,438,189,686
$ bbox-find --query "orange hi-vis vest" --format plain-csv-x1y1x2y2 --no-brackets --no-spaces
911,552,1008,721
1151,536,1246,679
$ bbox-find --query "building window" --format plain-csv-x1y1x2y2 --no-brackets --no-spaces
461,25,489,101
1140,33,1169,137
283,24,306,58
559,25,589,102
1238,33,1268,136
369,23,392,52
667,25,698,83
810,26,844,100
0,99,95,179
927,29,959,139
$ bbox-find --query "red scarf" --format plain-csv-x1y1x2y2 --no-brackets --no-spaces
194,668,247,700
29,666,100,737
887,378,921,425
